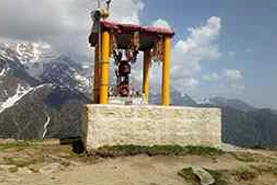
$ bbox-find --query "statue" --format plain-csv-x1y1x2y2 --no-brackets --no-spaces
113,49,137,97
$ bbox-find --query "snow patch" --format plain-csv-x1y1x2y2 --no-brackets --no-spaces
15,42,51,64
0,84,33,113
0,84,46,113
42,111,51,139
1,42,55,80
0,68,5,77
74,72,90,92
196,97,213,105
82,65,90,69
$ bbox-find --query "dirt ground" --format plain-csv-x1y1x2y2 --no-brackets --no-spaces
0,142,277,185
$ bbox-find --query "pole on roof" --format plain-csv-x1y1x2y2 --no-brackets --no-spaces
91,0,112,104
97,0,101,8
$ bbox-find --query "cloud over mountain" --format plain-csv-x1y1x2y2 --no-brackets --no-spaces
223,69,245,90
203,69,245,90
171,16,222,90
0,2,228,95
0,0,144,56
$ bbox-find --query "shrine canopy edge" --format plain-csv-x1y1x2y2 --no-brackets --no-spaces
89,20,175,51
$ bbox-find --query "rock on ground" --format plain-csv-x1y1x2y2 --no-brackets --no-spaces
192,166,215,185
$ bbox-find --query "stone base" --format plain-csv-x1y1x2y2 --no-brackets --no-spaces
82,105,222,150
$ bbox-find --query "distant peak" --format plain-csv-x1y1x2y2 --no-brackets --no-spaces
208,96,255,112
15,42,52,62
0,42,54,64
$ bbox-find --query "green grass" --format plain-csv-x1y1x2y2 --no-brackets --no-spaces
178,168,199,185
250,164,277,176
94,145,224,157
0,140,53,151
0,141,33,151
8,166,18,173
230,152,256,162
178,167,228,185
3,154,44,168
232,168,258,181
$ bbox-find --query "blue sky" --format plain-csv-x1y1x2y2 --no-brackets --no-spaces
140,0,277,108
0,0,276,108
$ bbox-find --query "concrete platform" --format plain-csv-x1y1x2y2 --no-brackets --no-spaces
82,105,222,150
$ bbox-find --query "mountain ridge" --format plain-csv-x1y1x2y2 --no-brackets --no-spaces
0,42,276,148
0,42,91,139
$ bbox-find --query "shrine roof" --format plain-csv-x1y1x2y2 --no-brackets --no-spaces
89,20,175,50
100,20,175,36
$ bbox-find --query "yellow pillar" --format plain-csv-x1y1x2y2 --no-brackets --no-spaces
161,37,171,106
143,50,150,102
93,44,100,103
100,31,110,104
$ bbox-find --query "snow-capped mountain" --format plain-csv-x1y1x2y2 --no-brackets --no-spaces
149,90,197,106
200,96,256,112
39,55,90,93
0,84,34,113
1,43,90,93
0,44,39,105
1,42,277,148
0,42,91,139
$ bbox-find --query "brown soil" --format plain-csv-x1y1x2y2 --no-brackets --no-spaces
0,142,277,185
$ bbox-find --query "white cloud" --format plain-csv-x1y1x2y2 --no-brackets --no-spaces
184,78,199,89
0,2,225,94
203,69,245,90
0,0,144,57
202,72,221,81
223,69,245,90
171,16,221,91
152,18,171,29
109,0,144,24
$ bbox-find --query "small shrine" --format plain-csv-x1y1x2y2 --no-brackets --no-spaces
89,1,174,105
82,1,221,151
